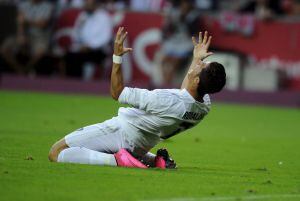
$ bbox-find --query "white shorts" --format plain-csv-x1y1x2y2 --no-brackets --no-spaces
65,117,148,157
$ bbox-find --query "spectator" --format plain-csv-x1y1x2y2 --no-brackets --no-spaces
130,0,168,12
239,0,284,19
62,0,113,79
195,0,218,11
0,0,53,74
0,0,21,4
54,0,85,16
105,0,129,11
158,0,200,85
282,0,300,15
291,0,300,15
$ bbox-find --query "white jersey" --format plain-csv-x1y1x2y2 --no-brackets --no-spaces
117,87,211,150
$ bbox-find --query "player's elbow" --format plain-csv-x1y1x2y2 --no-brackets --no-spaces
110,89,120,101
110,86,123,101
111,92,119,101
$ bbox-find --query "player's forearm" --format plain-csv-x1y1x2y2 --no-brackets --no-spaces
110,27,132,100
181,31,213,89
110,63,124,100
181,57,200,89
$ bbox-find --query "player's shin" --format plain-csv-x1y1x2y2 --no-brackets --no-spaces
57,147,117,166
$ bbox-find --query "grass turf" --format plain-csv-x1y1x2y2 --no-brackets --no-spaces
0,90,299,201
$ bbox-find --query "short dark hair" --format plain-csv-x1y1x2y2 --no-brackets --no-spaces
197,62,226,95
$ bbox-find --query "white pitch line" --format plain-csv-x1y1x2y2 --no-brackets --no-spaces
142,194,300,201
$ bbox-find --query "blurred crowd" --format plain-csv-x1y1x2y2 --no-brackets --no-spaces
0,0,299,83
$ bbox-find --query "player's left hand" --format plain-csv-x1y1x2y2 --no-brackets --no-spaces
192,31,213,60
114,27,133,56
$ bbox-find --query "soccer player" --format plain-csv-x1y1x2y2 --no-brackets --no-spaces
48,27,226,169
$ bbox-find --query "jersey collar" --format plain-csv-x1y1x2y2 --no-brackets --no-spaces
181,88,211,107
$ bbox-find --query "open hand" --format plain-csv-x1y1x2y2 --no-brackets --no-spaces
114,27,132,56
192,31,213,60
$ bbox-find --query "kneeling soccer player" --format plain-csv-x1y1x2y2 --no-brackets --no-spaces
48,27,226,169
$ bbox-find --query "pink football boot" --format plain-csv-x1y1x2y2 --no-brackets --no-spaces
155,148,177,169
155,156,166,169
114,149,147,169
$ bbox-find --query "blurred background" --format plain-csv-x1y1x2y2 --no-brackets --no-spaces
0,0,299,107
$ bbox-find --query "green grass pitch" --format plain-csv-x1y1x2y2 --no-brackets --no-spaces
0,90,299,201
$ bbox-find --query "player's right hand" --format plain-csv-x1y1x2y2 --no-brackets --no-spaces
114,27,133,56
192,31,213,60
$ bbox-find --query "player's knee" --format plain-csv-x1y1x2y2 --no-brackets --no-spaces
48,138,68,162
48,145,59,162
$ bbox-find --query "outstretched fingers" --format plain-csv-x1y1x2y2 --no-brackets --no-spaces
123,47,133,54
206,52,214,57
116,27,123,41
116,27,125,42
196,31,212,45
192,36,197,46
193,31,212,46
206,36,212,48
202,31,208,44
120,31,128,43
114,27,133,56
198,31,202,44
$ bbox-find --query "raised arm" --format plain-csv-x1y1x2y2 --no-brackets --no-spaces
110,27,132,100
181,31,213,89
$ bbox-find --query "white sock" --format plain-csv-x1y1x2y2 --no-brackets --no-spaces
57,147,117,166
